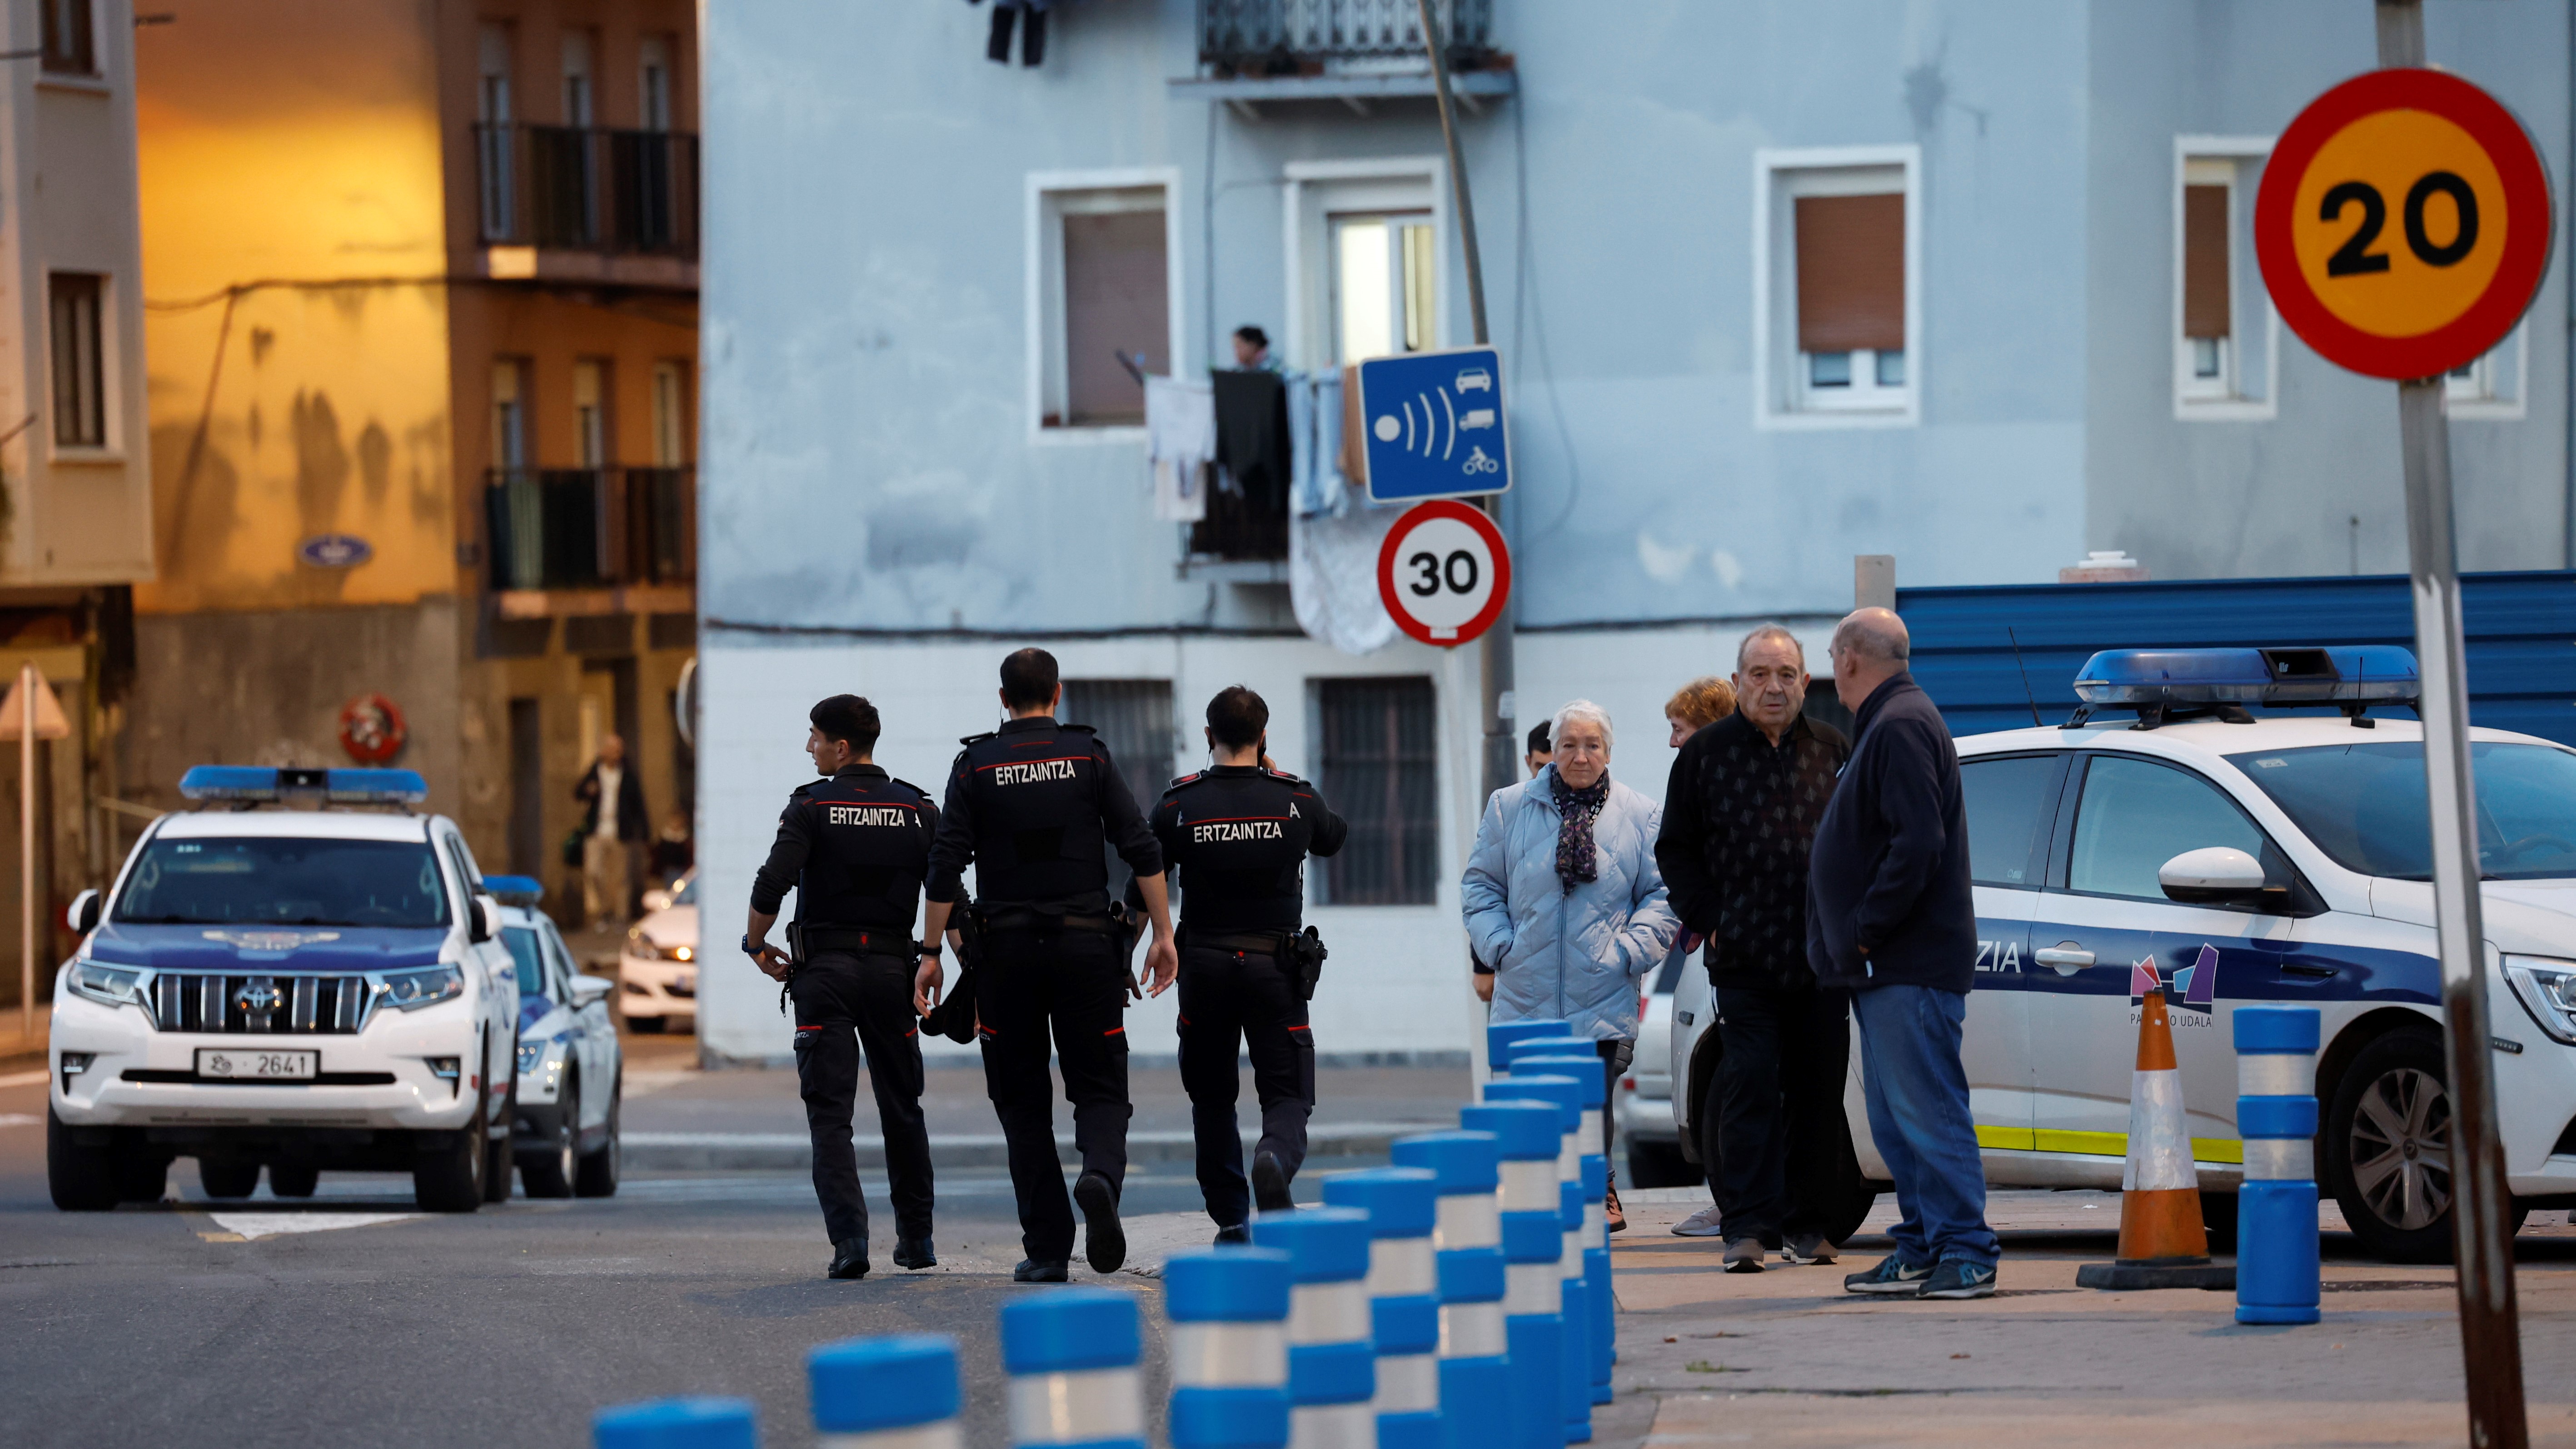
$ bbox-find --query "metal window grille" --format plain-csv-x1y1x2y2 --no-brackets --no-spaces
1318,677,1437,905
1061,680,1179,901
1197,0,1493,72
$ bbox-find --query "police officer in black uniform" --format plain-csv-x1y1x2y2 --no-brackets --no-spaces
743,694,940,1280
1152,685,1347,1241
917,648,1177,1283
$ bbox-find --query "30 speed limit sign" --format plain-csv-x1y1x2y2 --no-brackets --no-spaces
2256,68,2553,380
1376,499,1511,648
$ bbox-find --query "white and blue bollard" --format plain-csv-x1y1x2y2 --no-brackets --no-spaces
2234,1004,2322,1326
810,1334,961,1449
1389,1130,1508,1449
1483,1071,1592,1444
1320,1167,1442,1449
1252,1206,1377,1449
1167,1247,1295,1449
1486,1020,1570,1080
1000,1288,1148,1449
595,1399,758,1449
1511,1049,1615,1405
1461,1099,1574,1449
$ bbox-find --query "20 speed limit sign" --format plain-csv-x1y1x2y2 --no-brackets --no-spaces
2256,68,2553,380
1377,499,1511,648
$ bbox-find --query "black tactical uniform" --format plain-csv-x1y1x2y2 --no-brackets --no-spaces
1151,763,1347,1229
925,717,1162,1266
750,763,939,1254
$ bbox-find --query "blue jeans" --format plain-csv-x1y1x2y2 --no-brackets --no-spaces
1852,984,1998,1269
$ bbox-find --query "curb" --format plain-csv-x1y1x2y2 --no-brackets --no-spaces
624,1121,1420,1172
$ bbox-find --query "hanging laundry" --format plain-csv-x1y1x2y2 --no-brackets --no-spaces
1211,369,1290,517
1290,496,1403,656
968,0,1057,67
1288,371,1350,518
1146,374,1214,523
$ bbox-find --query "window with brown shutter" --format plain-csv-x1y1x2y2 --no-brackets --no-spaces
2182,184,2231,340
1062,209,1168,426
1795,193,1904,354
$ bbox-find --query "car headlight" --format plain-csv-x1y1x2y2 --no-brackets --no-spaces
67,960,143,1009
2503,955,2576,1045
379,965,465,1011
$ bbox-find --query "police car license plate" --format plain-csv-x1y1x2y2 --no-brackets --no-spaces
196,1048,316,1081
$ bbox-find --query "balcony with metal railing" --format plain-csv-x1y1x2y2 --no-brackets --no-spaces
1180,0,1514,113
484,467,697,607
473,124,700,287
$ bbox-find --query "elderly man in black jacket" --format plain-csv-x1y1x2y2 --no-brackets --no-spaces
1656,625,1851,1273
1807,607,1998,1301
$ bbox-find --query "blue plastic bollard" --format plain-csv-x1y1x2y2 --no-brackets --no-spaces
1462,1099,1572,1449
1168,1248,1295,1449
1390,1131,1509,1449
595,1399,758,1449
2234,1005,2323,1326
1487,1020,1571,1079
810,1335,961,1447
1485,1071,1593,1443
1321,1167,1443,1449
1252,1207,1376,1449
1000,1288,1148,1449
1510,1051,1615,1403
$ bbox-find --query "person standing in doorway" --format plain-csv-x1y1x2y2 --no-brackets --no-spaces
1656,629,1852,1270
575,734,648,928
1809,607,1998,1301
917,648,1180,1283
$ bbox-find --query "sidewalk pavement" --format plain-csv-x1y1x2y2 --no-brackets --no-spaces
1610,1188,2576,1447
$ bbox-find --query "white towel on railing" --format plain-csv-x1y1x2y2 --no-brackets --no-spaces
1146,375,1215,523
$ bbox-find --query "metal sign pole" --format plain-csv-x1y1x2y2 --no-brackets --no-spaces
2377,10,2528,1445
20,662,32,1041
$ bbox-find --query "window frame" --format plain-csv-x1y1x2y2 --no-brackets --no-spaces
47,270,114,458
2171,136,2280,423
1024,167,1185,445
1959,751,2069,890
40,0,96,76
1311,675,1440,908
1283,158,1447,372
1752,144,1921,431
2045,751,2313,914
2443,324,2527,422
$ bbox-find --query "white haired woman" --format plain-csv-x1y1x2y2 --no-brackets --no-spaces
1462,699,1679,1230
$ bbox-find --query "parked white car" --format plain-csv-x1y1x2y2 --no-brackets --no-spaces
487,877,622,1197
1614,949,1695,1187
49,767,519,1212
619,869,697,1032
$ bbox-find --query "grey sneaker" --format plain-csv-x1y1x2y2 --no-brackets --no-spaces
1918,1259,1998,1300
1843,1254,1932,1295
1782,1232,1838,1265
1722,1237,1767,1273
1671,1205,1725,1238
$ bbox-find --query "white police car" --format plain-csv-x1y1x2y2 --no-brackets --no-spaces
47,767,522,1212
486,875,623,1197
1672,646,2576,1261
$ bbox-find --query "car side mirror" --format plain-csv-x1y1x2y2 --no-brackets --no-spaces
2158,847,2280,909
568,975,614,1008
67,888,100,935
469,895,500,943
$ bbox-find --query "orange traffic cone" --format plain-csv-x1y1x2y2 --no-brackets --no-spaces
2076,987,2236,1290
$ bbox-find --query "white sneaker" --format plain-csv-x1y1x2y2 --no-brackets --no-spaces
1671,1204,1725,1237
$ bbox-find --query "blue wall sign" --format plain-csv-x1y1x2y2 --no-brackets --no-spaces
1356,346,1509,503
296,534,374,568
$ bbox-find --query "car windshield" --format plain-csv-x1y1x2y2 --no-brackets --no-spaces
113,837,451,927
502,926,548,1000
2227,741,2576,881
671,874,697,906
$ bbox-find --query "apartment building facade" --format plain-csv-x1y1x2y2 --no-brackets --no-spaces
692,0,2575,1064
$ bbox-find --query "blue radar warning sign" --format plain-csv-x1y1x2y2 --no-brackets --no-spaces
1355,346,1510,504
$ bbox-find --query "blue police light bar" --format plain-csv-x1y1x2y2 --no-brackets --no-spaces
2072,646,2420,707
179,766,429,805
480,875,544,906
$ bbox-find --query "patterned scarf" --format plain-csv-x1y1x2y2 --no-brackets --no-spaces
1550,770,1611,893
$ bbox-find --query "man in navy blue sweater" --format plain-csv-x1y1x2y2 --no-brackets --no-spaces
1805,607,1998,1300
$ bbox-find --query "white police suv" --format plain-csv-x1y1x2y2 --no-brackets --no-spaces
48,767,522,1212
486,875,623,1197
1672,646,2576,1261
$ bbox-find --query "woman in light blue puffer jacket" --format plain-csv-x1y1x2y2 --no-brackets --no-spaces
1463,701,1678,1227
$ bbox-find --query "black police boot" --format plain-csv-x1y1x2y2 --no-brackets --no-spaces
828,1238,869,1280
1213,1223,1251,1246
1074,1170,1126,1274
1013,1258,1070,1283
1252,1150,1295,1215
892,1235,937,1270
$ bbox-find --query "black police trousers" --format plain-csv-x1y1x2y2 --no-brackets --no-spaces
1176,941,1315,1229
976,926,1130,1264
790,950,933,1246
1711,984,1852,1244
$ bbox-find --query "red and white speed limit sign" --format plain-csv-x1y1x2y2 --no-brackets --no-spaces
1376,499,1512,648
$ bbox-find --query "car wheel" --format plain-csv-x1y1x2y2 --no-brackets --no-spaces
626,1015,664,1035
2200,1189,2237,1255
1697,1055,1876,1246
47,1107,120,1211
414,1087,488,1213
199,1157,260,1200
575,1071,621,1198
1625,1141,1694,1190
269,1163,319,1199
113,1149,170,1205
521,1076,577,1199
2324,1027,2528,1263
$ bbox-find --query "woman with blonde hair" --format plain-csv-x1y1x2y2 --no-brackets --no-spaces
1665,676,1736,747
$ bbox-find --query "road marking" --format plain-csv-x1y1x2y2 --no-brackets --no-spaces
205,1211,424,1241
0,1069,51,1088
